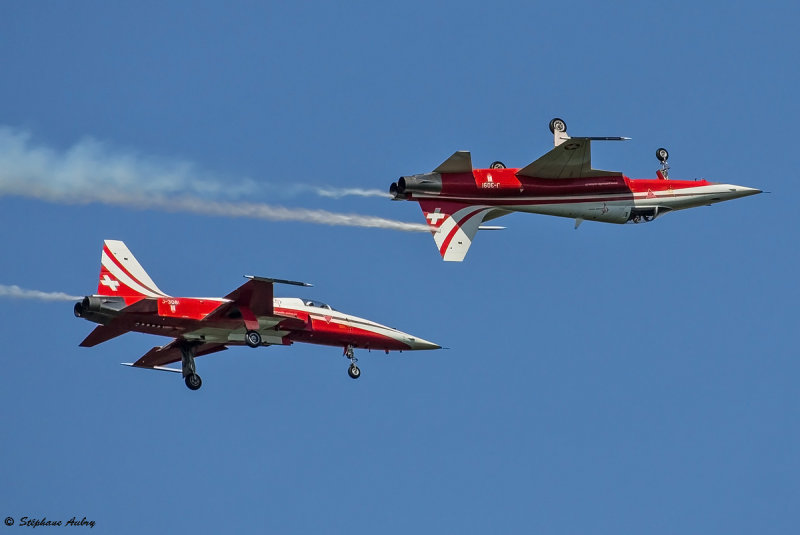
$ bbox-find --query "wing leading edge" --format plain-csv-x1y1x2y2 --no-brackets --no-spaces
128,340,229,369
516,138,622,179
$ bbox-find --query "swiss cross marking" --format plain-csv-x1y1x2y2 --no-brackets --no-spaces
426,208,447,225
100,274,120,292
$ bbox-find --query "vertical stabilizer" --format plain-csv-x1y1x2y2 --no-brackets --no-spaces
418,200,503,262
96,240,168,297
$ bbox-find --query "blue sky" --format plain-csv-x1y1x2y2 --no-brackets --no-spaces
1,2,797,533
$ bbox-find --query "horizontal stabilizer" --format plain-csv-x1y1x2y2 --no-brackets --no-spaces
433,151,473,174
80,324,129,347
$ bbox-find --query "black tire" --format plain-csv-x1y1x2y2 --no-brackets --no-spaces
489,161,506,169
656,147,669,162
348,364,361,379
549,117,567,134
185,373,202,390
245,330,262,348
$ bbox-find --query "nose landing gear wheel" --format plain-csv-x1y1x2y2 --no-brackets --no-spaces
344,344,360,379
185,373,202,390
656,147,669,162
245,330,262,348
348,364,361,379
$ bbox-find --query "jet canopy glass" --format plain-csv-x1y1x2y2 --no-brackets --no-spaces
304,299,336,311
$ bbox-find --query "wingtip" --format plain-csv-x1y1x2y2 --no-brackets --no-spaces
245,275,313,287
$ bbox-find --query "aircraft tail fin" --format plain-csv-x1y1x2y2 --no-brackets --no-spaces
96,240,168,298
418,200,505,262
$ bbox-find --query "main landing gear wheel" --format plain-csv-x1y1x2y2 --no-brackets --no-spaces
549,117,567,134
245,330,262,348
348,364,361,379
180,343,201,391
185,373,202,390
656,147,669,163
489,161,506,169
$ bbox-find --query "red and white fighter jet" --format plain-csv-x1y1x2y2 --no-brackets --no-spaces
390,118,762,261
75,240,439,390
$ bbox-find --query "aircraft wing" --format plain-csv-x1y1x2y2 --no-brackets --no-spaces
204,276,311,329
130,340,229,368
418,199,508,262
516,138,621,179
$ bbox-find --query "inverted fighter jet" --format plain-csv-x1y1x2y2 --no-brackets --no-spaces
75,240,439,390
390,118,761,261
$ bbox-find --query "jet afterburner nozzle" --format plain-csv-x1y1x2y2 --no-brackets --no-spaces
74,296,127,322
395,173,442,196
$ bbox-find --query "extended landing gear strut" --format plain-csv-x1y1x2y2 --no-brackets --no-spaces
344,345,361,379
656,147,670,179
180,343,202,391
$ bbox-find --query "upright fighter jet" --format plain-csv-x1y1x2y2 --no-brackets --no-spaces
390,118,761,261
75,240,439,389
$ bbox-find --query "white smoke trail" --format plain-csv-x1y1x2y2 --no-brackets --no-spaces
313,187,392,199
84,193,430,232
0,126,424,231
0,284,80,302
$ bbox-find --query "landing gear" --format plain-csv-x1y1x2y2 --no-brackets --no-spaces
656,147,670,179
348,364,361,379
185,373,202,390
180,343,202,391
244,330,262,348
344,344,360,379
489,161,506,169
549,117,567,134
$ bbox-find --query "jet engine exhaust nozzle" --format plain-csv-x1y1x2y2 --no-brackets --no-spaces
394,173,443,197
74,295,127,321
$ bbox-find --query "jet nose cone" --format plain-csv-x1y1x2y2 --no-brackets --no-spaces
727,185,762,199
406,336,441,350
